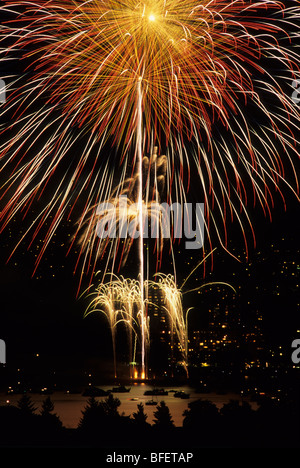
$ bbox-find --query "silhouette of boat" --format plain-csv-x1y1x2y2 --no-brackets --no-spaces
174,391,190,399
145,399,158,406
111,385,131,393
144,388,168,396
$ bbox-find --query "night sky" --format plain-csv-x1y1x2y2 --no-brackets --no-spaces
0,1,299,387
0,184,299,383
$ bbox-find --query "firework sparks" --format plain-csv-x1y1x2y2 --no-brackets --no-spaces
153,273,188,376
84,249,235,379
75,147,168,284
0,0,299,274
153,268,236,376
84,279,121,379
84,274,150,379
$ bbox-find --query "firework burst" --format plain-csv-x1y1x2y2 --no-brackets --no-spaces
84,274,149,378
0,0,299,276
76,147,168,283
85,264,236,379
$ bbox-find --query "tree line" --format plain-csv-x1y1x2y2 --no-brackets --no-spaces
0,392,298,448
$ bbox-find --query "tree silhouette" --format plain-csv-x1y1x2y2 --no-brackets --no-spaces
40,396,63,430
183,399,219,425
182,398,220,442
220,399,254,421
40,396,55,416
101,393,121,418
78,393,131,445
78,396,106,431
132,403,148,426
153,401,174,429
17,394,37,415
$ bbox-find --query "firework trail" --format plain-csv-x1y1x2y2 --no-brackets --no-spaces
85,252,235,378
153,272,189,376
153,267,236,376
0,0,299,275
84,279,121,379
84,274,149,378
116,276,144,378
114,275,150,379
76,147,168,284
77,146,168,374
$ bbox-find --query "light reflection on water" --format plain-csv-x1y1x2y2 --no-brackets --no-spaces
1,384,253,429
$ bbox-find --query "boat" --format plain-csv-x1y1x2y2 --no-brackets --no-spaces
174,391,190,399
111,385,131,393
145,399,158,406
144,388,168,396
